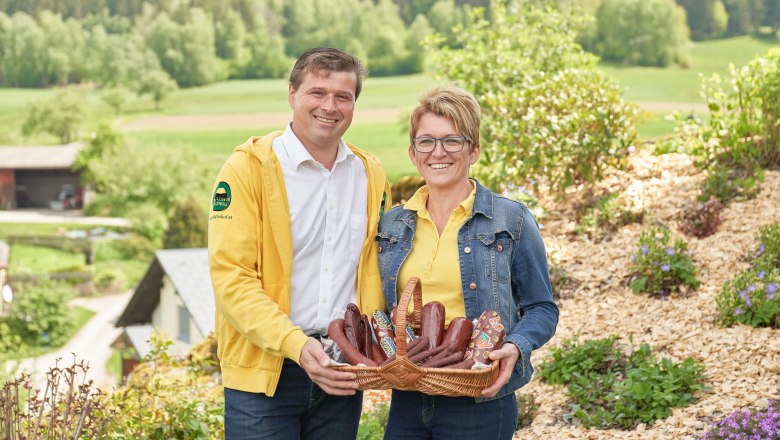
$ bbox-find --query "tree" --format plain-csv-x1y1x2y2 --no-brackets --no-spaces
427,0,639,194
163,195,208,249
136,69,177,109
22,88,87,143
594,0,689,67
72,123,123,185
679,0,729,40
101,86,129,114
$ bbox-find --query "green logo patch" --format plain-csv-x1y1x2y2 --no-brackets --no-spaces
212,181,232,211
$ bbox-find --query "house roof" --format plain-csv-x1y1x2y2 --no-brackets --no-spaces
116,248,214,338
0,143,86,170
113,325,155,358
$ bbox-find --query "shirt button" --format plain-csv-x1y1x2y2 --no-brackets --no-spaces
464,246,471,254
497,244,503,252
469,282,477,290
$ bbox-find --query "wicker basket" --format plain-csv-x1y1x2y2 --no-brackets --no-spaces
333,277,499,397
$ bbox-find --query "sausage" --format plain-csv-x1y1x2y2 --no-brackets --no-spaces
343,304,361,349
358,314,373,358
420,301,445,349
464,310,506,364
421,351,464,368
370,340,387,363
442,317,474,354
371,311,397,358
327,318,377,367
409,342,448,364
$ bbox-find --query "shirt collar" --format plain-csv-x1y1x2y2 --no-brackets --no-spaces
279,124,354,169
405,180,477,218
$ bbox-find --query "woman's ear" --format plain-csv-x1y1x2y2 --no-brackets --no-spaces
469,142,481,165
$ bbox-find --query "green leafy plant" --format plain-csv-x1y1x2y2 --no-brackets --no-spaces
357,401,390,440
629,224,700,298
678,196,724,238
539,336,706,430
7,280,73,346
516,392,539,429
716,223,780,328
427,0,639,195
576,193,643,240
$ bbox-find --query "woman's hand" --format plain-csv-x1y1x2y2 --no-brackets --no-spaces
481,342,520,397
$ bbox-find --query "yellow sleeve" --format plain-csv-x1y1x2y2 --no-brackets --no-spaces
208,154,308,363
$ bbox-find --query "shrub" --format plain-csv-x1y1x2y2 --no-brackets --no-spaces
629,225,700,298
716,223,780,328
93,268,127,293
575,193,643,240
7,280,73,346
0,321,24,357
668,49,780,203
390,175,425,206
357,401,389,440
163,196,207,249
100,333,224,439
702,399,780,440
516,393,539,429
0,357,110,438
679,196,724,238
426,0,639,194
538,335,706,430
110,234,157,261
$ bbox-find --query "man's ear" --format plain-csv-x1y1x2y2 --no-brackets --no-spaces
288,83,296,108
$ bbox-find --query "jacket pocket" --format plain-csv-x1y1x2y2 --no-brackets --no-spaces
478,231,513,283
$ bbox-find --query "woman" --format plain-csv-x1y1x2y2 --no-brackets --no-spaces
376,86,559,439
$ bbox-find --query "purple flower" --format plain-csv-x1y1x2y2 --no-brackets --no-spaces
758,244,766,255
767,282,778,299
661,264,670,272
659,289,666,301
747,284,756,293
735,307,742,315
631,254,636,262
757,270,766,280
745,297,752,307
665,247,675,256
739,290,749,300
641,245,649,255
653,261,659,266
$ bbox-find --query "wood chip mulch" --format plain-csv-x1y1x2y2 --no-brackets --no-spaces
516,150,780,439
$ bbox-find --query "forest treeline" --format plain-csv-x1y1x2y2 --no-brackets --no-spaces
0,0,779,89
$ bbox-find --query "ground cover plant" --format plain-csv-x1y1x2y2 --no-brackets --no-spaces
538,335,706,430
701,399,780,440
716,222,780,328
629,224,700,298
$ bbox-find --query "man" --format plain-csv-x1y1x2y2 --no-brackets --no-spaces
208,48,390,439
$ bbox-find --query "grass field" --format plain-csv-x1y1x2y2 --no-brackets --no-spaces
1,35,777,177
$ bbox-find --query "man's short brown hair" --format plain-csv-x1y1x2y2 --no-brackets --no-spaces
409,85,481,148
289,48,367,99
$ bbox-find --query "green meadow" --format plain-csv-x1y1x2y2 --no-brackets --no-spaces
1,36,777,180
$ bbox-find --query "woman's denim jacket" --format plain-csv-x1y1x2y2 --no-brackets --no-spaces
376,180,559,400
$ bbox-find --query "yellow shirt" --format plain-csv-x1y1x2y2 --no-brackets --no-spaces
397,182,476,326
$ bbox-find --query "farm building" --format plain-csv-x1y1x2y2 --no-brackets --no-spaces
0,143,87,210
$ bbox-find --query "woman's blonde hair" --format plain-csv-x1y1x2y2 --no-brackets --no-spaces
409,85,480,148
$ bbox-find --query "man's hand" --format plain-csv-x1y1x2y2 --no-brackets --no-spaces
299,338,359,396
481,342,520,397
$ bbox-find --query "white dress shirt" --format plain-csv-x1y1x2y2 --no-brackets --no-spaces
273,125,368,333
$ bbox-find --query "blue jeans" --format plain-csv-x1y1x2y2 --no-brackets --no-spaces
383,390,518,440
224,359,363,440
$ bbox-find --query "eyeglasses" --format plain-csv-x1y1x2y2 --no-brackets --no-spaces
412,136,471,153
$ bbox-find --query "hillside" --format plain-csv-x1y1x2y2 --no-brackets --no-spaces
516,149,780,439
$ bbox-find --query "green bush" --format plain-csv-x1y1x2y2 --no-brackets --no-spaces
538,335,706,430
629,224,700,298
426,0,639,194
716,223,780,328
575,193,643,240
357,401,389,440
93,268,127,293
7,280,73,346
163,196,207,249
668,48,780,203
109,234,157,261
0,322,24,358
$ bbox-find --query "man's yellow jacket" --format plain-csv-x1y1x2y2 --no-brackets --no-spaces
208,132,390,395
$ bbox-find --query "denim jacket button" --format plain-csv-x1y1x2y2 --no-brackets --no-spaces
497,244,503,252
464,246,471,254
469,282,477,290
378,246,383,253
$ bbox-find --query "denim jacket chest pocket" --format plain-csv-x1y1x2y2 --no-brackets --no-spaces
475,230,514,284
376,231,403,276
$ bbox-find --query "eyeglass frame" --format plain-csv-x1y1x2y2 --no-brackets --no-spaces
411,135,472,153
